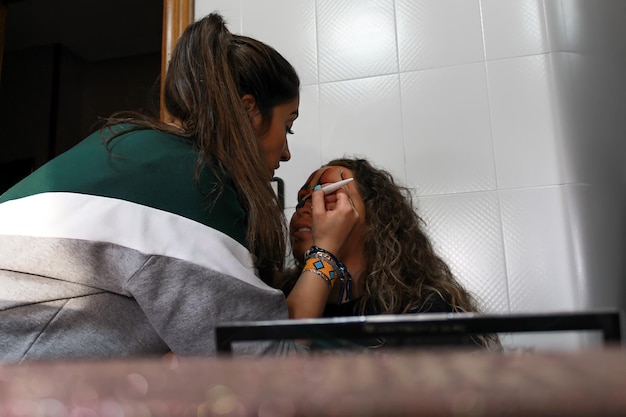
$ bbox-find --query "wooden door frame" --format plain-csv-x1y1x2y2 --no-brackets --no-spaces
161,0,193,122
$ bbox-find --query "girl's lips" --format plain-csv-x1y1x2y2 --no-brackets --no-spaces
291,226,312,239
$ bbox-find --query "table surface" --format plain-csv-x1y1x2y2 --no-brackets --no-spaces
1,348,626,417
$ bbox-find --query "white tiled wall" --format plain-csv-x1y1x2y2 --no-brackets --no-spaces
196,0,626,350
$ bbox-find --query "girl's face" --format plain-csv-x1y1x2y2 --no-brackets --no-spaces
253,97,300,179
289,166,367,263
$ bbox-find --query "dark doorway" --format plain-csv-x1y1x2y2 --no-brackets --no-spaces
0,0,162,193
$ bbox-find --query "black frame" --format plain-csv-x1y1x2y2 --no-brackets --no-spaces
215,310,622,354
270,176,285,208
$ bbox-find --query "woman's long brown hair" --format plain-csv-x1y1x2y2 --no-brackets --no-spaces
100,13,300,285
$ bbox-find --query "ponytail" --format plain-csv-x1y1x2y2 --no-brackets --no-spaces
165,13,297,284
104,13,300,285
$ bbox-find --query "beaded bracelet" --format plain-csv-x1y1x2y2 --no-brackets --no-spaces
302,257,337,291
304,246,352,303
304,246,341,265
306,252,340,277
304,257,338,281
336,269,352,305
302,269,333,291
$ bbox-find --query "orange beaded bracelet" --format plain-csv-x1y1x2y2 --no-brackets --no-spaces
302,257,337,291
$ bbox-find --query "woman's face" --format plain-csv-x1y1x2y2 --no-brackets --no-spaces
253,97,300,179
289,166,367,263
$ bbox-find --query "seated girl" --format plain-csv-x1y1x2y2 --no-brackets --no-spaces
283,158,500,350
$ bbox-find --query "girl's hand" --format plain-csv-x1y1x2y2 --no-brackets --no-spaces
310,185,358,259
286,183,359,320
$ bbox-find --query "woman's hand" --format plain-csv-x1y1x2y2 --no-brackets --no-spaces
286,185,359,320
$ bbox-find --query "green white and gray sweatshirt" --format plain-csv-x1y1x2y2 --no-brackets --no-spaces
0,126,302,362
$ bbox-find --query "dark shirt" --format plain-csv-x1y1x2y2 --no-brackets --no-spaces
281,272,488,351
312,295,484,351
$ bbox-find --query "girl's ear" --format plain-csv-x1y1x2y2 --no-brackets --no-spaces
242,94,263,134
241,94,259,117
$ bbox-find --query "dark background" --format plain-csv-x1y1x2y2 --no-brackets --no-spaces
0,0,162,193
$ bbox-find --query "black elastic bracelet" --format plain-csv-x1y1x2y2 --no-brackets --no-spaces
305,246,340,264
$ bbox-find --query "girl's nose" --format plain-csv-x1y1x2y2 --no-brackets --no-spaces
281,141,291,162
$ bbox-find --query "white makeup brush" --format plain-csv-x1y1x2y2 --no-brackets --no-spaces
300,178,354,206
319,177,354,194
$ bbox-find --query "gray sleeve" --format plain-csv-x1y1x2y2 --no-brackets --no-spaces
126,254,307,356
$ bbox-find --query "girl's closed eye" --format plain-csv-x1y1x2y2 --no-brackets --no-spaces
295,193,311,209
295,171,324,209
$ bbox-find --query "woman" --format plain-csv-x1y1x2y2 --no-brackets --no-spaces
285,158,500,349
0,13,358,362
